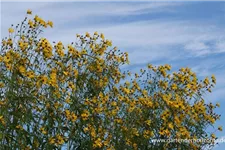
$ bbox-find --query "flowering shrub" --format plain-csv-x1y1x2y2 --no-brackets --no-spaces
0,10,222,150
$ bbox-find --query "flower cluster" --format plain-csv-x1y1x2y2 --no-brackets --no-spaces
0,10,222,150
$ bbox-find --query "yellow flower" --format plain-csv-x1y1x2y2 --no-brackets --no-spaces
216,102,220,107
27,9,32,15
65,109,70,118
26,71,35,78
203,77,210,85
143,130,150,138
94,31,98,35
68,82,76,90
83,127,89,133
56,134,65,145
16,125,23,130
74,69,78,77
93,138,102,148
0,116,6,125
133,143,137,149
211,133,216,139
85,32,90,37
0,82,4,88
81,110,89,120
63,71,68,76
126,138,131,146
106,40,112,46
171,83,177,90
132,128,139,136
40,75,48,84
76,34,80,37
218,126,223,131
71,113,77,122
49,137,55,144
100,33,105,40
40,127,47,134
8,28,14,33
211,74,216,84
28,19,34,28
19,66,26,74
165,64,171,70
111,101,117,107
168,122,174,129
34,15,40,22
145,120,151,126
65,98,71,104
47,21,53,28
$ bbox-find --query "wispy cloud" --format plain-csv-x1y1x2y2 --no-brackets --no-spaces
184,36,225,57
216,40,225,53
40,19,225,65
184,41,210,56
1,2,178,30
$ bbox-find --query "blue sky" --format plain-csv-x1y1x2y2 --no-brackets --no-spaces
1,1,225,150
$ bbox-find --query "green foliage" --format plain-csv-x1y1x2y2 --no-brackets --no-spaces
0,10,222,150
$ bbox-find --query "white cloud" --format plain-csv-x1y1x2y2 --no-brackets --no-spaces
36,19,225,66
184,41,210,56
184,37,225,57
0,2,178,29
216,40,225,53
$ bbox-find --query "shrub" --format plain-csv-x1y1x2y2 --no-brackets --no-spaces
0,10,222,150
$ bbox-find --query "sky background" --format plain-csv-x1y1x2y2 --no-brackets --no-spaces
1,1,225,149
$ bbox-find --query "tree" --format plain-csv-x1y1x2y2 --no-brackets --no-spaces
0,10,222,150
